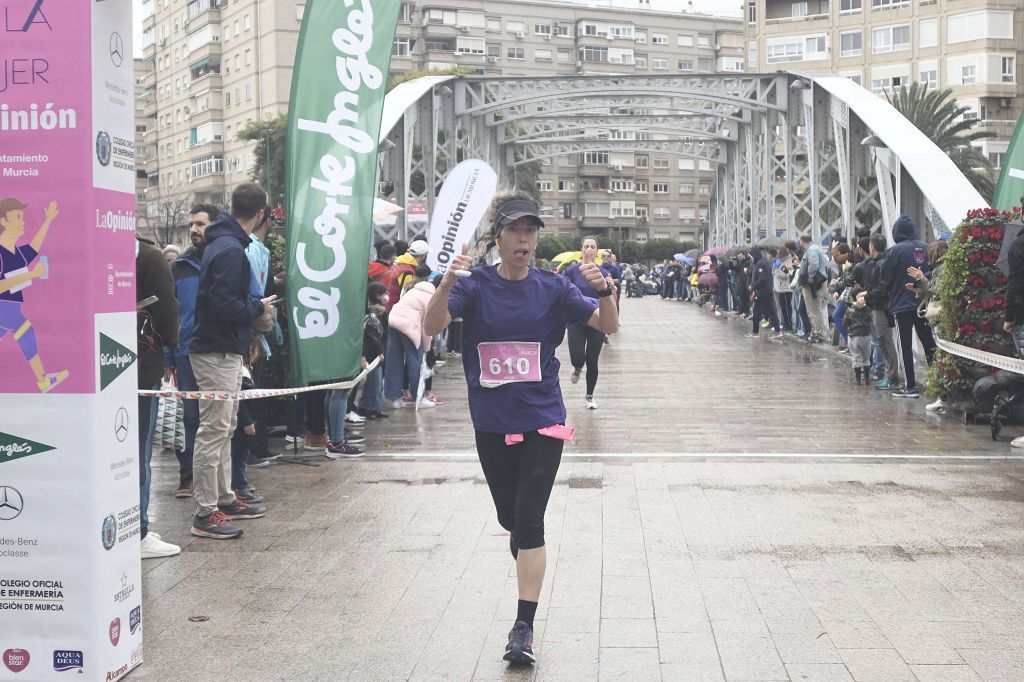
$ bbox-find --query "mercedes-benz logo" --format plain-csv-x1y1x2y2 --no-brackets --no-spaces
0,487,24,521
109,32,124,67
114,408,129,443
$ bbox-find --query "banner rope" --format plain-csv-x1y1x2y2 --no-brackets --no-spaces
935,336,1024,375
139,357,381,401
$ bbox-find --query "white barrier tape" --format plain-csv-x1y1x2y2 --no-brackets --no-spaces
139,358,380,401
935,336,1024,375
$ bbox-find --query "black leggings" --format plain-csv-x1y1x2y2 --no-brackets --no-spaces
476,430,563,551
567,324,605,396
893,310,937,391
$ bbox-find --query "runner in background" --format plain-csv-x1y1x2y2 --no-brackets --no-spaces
564,237,612,409
423,190,618,665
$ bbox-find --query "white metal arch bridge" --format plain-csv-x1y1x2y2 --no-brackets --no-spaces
375,73,986,248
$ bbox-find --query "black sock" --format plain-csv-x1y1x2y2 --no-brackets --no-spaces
517,599,538,628
854,368,862,382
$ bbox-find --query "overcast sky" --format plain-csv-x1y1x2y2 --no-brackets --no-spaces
132,0,740,57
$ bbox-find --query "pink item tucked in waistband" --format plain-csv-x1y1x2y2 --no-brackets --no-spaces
504,424,575,446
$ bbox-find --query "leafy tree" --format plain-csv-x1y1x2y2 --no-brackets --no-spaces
887,83,996,201
536,234,572,260
236,115,287,208
514,160,543,203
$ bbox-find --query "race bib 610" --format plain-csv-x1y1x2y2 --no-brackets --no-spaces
477,341,542,388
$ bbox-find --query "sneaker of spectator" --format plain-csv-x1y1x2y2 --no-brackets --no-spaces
141,532,181,559
1012,436,1024,448
304,433,328,450
325,441,364,459
234,488,264,504
345,410,366,425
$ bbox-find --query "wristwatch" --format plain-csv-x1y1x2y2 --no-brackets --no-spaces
596,287,614,298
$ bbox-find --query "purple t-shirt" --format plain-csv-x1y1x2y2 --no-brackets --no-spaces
564,262,609,326
0,244,37,303
449,265,598,433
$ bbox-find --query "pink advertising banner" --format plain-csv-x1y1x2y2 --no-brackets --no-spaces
0,0,135,395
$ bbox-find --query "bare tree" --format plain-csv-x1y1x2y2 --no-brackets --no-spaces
146,191,195,247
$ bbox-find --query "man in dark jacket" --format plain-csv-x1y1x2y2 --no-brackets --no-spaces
136,236,180,559
163,203,218,498
879,215,936,398
1003,223,1024,357
188,184,273,539
863,233,899,389
747,248,781,337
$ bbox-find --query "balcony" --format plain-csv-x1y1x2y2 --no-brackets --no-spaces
187,40,221,64
189,71,222,93
185,0,221,30
186,107,223,129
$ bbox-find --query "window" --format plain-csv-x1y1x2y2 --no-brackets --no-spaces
635,181,648,193
580,46,608,62
245,49,251,66
534,24,551,36
636,206,649,220
792,2,808,17
871,0,906,8
399,3,413,23
748,3,757,24
635,31,647,43
962,64,976,84
635,55,647,68
699,183,711,194
635,155,648,168
457,37,485,55
583,151,609,165
558,179,574,191
245,83,252,100
652,58,668,70
872,25,909,53
679,183,694,194
506,20,525,33
1003,56,1015,83
698,58,713,72
679,208,696,220
610,25,633,39
556,25,569,37
507,47,524,60
393,38,410,57
225,91,231,106
748,41,758,66
919,18,938,49
871,70,907,94
557,48,571,62
486,18,500,32
536,180,553,191
840,31,862,57
653,207,670,220
698,33,711,47
990,152,1005,168
677,34,694,47
652,33,668,45
653,158,670,170
653,183,669,193
487,44,500,58
562,203,573,219
243,14,250,30
678,59,693,71
535,49,552,61
611,178,634,192
947,11,1013,43
611,202,635,217
584,202,610,217
919,64,938,89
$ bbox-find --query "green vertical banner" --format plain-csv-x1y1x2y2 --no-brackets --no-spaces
993,112,1024,210
285,0,401,385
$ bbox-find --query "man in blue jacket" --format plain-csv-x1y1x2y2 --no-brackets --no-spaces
879,215,936,398
164,203,219,499
188,184,274,539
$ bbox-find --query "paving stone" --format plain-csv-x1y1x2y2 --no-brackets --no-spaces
785,663,855,681
599,618,658,648
909,664,984,681
838,648,916,681
598,647,661,681
772,632,843,664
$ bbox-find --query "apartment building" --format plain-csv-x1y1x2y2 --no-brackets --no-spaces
136,0,743,244
744,0,1024,170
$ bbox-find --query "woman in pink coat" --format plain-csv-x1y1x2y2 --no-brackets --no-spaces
384,265,435,408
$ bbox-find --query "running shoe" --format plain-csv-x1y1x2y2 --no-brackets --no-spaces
391,399,404,409
585,396,598,410
427,394,446,405
760,320,770,329
234,488,264,504
344,432,366,445
874,378,893,390
191,511,243,539
325,441,364,459
415,398,435,409
925,398,946,412
284,434,304,444
892,387,920,399
369,410,389,419
745,332,759,338
771,331,785,340
570,368,581,384
503,621,536,664
217,499,267,520
141,532,181,559
1012,436,1024,449
345,411,366,425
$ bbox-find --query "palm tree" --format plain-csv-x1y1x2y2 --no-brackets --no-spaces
886,82,996,201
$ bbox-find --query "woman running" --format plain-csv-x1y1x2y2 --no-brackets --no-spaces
423,190,618,665
563,237,612,409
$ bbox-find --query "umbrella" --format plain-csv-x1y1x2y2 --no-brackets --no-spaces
756,235,787,249
674,253,694,265
703,246,727,257
725,245,747,259
697,272,718,287
997,220,1024,276
551,250,604,269
684,248,700,260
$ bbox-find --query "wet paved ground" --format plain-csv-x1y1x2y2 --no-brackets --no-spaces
137,298,1024,681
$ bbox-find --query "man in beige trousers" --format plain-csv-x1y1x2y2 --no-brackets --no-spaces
188,183,274,539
